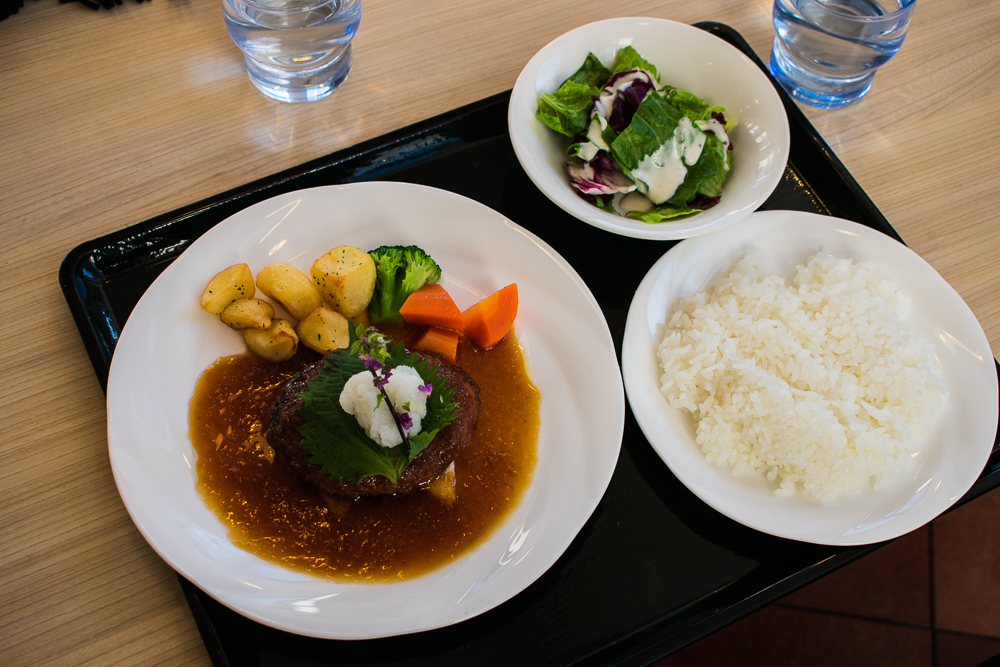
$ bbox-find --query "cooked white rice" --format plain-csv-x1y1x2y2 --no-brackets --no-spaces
657,250,944,502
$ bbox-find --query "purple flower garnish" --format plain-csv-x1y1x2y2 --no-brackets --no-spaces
418,382,432,395
372,367,392,389
351,323,425,451
397,411,413,431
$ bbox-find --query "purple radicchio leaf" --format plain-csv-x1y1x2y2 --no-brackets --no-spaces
687,194,721,210
711,111,733,151
594,70,656,133
567,152,636,196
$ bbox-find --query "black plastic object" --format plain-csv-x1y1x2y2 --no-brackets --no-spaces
60,22,1000,667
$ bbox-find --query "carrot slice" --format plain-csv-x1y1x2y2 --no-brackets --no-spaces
399,284,464,331
462,284,518,349
414,327,460,365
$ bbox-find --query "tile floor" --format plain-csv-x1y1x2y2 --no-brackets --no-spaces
655,488,1000,666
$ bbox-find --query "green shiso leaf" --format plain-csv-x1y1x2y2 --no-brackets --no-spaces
613,45,659,82
295,333,459,486
384,338,458,463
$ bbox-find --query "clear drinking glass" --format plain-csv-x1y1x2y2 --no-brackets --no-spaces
223,0,362,103
769,0,915,109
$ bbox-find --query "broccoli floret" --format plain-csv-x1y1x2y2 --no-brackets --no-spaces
367,245,443,324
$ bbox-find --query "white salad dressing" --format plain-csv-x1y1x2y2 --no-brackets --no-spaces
695,118,731,167
576,115,609,162
630,116,707,204
618,191,656,214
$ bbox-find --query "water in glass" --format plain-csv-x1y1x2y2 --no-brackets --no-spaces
770,0,914,108
224,0,362,103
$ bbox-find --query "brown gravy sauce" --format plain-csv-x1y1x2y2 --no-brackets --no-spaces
188,327,539,582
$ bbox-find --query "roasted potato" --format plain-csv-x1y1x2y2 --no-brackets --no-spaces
243,318,298,362
255,263,324,321
350,309,371,329
200,264,255,314
427,462,457,507
296,307,350,353
220,298,275,330
311,246,376,318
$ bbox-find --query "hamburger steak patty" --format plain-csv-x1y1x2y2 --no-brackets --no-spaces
267,350,481,498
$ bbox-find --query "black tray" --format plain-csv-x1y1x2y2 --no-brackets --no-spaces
61,22,1000,667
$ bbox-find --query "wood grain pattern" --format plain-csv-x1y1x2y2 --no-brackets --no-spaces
1,0,997,664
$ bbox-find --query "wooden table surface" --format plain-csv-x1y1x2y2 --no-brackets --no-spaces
2,0,997,664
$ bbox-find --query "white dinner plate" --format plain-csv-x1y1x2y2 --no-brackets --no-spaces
106,182,624,638
622,210,998,545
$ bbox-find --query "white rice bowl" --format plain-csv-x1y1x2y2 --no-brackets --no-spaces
657,249,945,502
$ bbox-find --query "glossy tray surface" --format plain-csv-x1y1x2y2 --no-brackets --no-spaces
61,23,1000,666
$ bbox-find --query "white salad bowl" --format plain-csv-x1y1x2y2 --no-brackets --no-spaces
509,17,790,240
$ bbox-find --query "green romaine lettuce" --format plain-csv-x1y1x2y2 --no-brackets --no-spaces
566,52,614,88
609,91,684,171
535,52,613,137
662,87,709,120
666,133,731,208
536,81,600,137
629,205,701,223
613,45,660,82
592,194,617,215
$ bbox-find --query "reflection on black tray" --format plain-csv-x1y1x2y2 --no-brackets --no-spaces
60,22,1000,667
